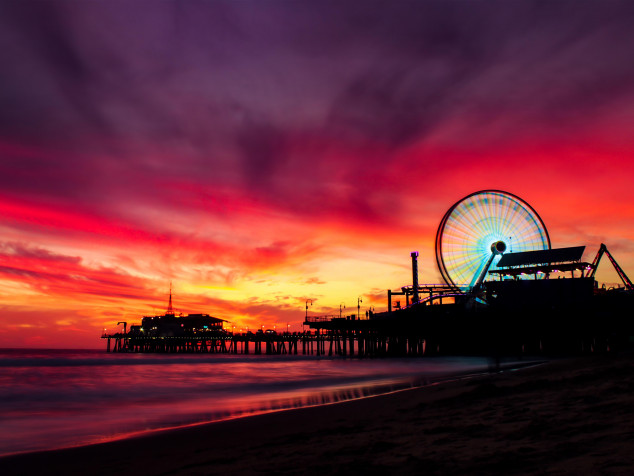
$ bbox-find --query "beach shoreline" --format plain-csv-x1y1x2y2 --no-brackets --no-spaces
2,354,633,475
0,358,540,459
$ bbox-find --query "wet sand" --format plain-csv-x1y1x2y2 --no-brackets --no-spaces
2,354,634,475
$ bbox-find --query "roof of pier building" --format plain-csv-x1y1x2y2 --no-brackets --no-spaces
489,246,591,278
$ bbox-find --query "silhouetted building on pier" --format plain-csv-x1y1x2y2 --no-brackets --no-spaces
137,313,225,337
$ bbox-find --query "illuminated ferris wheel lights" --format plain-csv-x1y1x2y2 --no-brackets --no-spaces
435,190,551,291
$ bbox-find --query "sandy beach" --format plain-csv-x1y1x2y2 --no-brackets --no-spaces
2,354,634,475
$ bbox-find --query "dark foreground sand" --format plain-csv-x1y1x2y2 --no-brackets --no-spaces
2,354,634,475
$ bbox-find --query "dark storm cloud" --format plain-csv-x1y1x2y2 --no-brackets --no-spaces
4,2,90,80
236,120,287,185
1,0,633,222
2,1,633,147
288,1,503,148
326,67,460,148
0,2,194,147
0,2,110,139
323,1,634,150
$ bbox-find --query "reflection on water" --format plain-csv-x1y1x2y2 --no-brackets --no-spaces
0,349,494,456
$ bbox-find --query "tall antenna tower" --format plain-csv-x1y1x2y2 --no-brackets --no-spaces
167,282,174,315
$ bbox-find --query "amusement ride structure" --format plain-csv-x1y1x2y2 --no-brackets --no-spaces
436,190,551,291
388,190,631,310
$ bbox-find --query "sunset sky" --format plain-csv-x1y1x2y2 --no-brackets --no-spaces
1,1,633,348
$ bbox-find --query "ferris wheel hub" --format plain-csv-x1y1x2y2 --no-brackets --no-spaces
491,241,507,255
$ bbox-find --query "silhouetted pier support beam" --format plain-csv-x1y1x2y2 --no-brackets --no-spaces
411,251,419,304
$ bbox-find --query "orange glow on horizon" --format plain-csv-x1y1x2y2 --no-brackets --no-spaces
1,2,633,348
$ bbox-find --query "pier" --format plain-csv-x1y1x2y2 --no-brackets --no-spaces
101,298,629,357
101,245,634,358
102,192,634,358
102,327,428,358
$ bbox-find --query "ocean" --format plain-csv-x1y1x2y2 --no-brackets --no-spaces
0,349,499,457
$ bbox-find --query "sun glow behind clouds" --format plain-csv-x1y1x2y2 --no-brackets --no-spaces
0,1,633,347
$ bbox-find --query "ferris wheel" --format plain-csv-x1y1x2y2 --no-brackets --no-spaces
435,190,551,291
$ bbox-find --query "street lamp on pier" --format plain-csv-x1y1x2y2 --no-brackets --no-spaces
357,297,363,320
339,303,345,319
305,299,313,320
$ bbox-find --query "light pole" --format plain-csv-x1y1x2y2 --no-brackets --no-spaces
339,303,345,318
305,299,313,320
357,297,363,320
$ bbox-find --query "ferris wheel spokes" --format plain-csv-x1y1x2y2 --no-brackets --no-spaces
435,190,550,292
